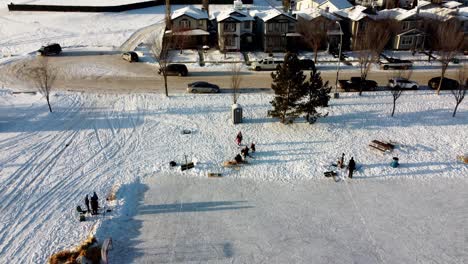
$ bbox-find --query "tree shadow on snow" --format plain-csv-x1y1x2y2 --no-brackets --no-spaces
138,200,253,215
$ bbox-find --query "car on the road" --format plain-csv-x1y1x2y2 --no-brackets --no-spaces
388,78,419,89
299,59,316,71
37,43,62,56
122,51,139,63
379,54,412,70
338,77,378,92
428,77,459,90
187,81,220,93
250,57,283,71
159,64,188,76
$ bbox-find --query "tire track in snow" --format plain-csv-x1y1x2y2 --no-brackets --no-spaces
0,95,146,262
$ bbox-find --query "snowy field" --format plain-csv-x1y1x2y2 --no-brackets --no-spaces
0,88,467,262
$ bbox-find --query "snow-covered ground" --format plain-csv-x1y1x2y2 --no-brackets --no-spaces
0,88,466,262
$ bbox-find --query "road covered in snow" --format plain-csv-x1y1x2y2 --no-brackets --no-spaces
0,89,467,262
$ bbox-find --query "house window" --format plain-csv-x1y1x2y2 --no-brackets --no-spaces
401,36,413,46
244,21,250,29
402,21,411,31
198,20,204,27
180,19,190,29
224,23,236,32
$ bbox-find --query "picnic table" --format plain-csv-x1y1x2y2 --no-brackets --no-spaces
369,140,395,153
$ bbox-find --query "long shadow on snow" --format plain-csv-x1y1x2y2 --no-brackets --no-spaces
97,179,246,263
138,200,253,215
96,179,148,263
0,106,146,132
322,108,467,130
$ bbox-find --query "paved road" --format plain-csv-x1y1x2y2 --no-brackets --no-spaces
0,53,462,94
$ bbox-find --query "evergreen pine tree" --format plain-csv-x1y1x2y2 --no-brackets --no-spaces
298,68,331,124
268,53,306,124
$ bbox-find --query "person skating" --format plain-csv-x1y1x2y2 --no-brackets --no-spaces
84,194,90,213
348,157,356,179
235,131,243,146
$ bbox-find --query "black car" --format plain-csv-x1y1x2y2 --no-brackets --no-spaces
37,43,62,56
187,81,220,93
338,77,378,92
428,77,459,90
299,59,316,71
122,51,139,62
159,64,188,76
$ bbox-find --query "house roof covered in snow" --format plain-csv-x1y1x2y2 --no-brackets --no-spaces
216,9,254,22
294,7,341,21
418,6,464,21
378,7,418,20
319,0,352,10
334,5,377,21
442,1,463,9
172,6,209,20
255,9,296,22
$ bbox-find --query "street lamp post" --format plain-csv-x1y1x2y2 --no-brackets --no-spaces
334,21,343,99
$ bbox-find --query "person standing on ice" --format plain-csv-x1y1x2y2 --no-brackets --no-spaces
84,194,90,213
90,192,99,215
250,142,256,153
338,153,345,169
235,131,243,146
348,157,356,179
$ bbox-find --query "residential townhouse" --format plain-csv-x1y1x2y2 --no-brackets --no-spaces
216,9,255,51
294,8,342,51
255,9,300,52
167,6,210,49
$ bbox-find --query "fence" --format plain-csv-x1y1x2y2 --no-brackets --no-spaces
8,0,253,12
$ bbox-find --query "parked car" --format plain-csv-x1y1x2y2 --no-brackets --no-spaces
299,59,316,71
379,54,412,70
187,81,220,93
250,57,284,71
388,78,419,89
121,51,139,63
37,43,62,56
159,64,188,76
428,77,459,90
338,77,378,92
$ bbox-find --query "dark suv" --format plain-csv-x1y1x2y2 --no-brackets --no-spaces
299,59,316,71
158,64,188,76
428,77,459,90
37,43,62,56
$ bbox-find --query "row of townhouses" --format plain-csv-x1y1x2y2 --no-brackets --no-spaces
164,0,468,53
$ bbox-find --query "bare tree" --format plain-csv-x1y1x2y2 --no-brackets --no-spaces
354,19,395,95
165,0,172,30
25,57,57,112
230,63,242,104
388,69,412,117
451,65,467,117
296,18,328,64
431,19,464,95
389,86,403,117
173,28,190,55
149,32,173,97
202,0,209,15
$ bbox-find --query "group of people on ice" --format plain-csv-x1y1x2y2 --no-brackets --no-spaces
337,153,356,178
84,192,100,215
233,131,255,164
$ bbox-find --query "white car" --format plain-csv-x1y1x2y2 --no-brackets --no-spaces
388,78,419,90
